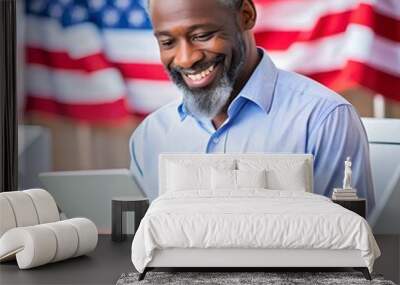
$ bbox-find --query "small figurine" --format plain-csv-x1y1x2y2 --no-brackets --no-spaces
343,157,352,190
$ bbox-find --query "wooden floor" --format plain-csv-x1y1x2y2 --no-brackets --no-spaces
0,235,133,285
1,235,398,285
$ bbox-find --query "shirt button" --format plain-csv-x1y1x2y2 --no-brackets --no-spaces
212,137,219,143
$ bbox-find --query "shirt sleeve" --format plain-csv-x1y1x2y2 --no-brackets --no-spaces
307,104,375,217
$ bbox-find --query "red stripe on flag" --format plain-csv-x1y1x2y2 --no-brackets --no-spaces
306,61,400,102
115,62,170,80
27,47,170,81
351,4,400,43
26,47,112,72
25,96,130,121
255,4,400,50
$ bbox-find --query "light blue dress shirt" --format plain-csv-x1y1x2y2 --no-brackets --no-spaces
129,50,375,215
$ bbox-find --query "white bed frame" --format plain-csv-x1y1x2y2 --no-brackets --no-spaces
148,248,366,267
139,153,370,280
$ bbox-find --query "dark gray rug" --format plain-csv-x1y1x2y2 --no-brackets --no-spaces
116,271,396,285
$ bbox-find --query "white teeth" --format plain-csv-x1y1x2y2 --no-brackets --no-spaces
187,64,215,81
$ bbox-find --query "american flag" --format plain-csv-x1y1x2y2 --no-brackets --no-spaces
25,0,400,122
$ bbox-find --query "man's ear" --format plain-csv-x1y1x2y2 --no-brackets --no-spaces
239,0,257,30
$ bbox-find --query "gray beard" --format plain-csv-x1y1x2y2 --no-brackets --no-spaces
168,35,245,120
181,73,233,119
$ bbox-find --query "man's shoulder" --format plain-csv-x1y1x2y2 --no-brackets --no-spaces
276,69,350,110
271,69,360,132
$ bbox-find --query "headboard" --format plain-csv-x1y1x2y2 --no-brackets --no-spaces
159,153,314,195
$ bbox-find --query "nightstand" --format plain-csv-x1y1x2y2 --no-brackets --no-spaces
332,198,366,218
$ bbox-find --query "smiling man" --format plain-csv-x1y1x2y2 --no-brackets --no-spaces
153,0,259,128
129,0,375,215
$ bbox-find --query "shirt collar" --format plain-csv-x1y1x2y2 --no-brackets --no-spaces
177,48,278,120
236,48,278,114
177,103,188,121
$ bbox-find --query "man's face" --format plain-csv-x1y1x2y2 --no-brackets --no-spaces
150,0,245,119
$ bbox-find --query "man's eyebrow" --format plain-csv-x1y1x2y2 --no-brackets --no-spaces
187,24,218,32
154,24,219,37
154,31,171,37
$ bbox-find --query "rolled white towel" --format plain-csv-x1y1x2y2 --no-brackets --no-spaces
0,218,98,269
0,196,17,237
0,225,57,268
23,189,60,224
0,189,60,238
42,221,79,263
0,191,39,227
63,218,98,257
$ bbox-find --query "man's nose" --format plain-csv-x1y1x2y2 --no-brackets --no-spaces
174,41,203,70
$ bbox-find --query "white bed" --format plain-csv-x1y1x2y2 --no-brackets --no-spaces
131,153,380,280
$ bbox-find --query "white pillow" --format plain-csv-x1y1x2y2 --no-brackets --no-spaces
167,163,210,191
166,159,236,192
211,169,268,190
236,169,267,189
267,165,307,191
238,159,309,191
211,168,236,190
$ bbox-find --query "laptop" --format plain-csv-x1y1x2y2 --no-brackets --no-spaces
39,169,145,234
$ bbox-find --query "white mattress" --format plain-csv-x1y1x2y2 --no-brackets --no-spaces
131,190,380,273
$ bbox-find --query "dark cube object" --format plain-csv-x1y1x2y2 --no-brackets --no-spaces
112,197,149,242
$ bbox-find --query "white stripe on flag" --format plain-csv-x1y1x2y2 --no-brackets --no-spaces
126,79,181,113
26,16,65,51
26,64,126,103
268,24,400,75
103,29,160,63
256,0,359,31
255,0,400,32
371,0,400,20
25,16,103,58
64,22,103,58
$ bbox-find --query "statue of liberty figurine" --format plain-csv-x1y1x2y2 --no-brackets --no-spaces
343,157,352,190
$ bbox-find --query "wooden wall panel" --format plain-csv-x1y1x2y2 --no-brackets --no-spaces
385,98,400,118
341,88,400,119
340,88,375,117
25,113,139,171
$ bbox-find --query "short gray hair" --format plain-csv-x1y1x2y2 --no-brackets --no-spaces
146,0,244,14
217,0,243,9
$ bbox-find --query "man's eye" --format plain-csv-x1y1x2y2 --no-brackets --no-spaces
160,39,174,48
192,32,214,42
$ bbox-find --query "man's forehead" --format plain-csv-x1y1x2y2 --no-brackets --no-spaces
148,0,225,10
149,0,234,20
150,0,235,31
